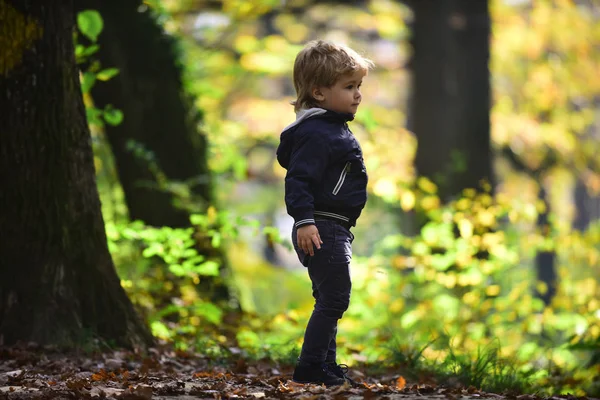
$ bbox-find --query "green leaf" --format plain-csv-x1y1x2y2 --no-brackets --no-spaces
82,44,100,57
411,241,430,256
433,294,459,319
80,72,96,93
195,302,223,325
142,244,163,258
150,321,171,339
421,222,438,245
75,44,86,60
96,68,119,81
190,213,208,227
211,232,222,248
169,264,187,276
195,261,220,276
75,44,99,63
182,248,198,258
430,252,455,271
77,10,103,42
103,105,124,126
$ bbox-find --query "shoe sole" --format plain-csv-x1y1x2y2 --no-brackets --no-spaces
292,379,344,387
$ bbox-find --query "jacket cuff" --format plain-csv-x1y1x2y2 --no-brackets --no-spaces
293,211,315,229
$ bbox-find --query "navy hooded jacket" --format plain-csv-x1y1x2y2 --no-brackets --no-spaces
276,108,368,229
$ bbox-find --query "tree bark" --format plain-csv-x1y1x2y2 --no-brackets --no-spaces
573,178,591,232
0,0,153,348
535,186,556,306
408,0,493,201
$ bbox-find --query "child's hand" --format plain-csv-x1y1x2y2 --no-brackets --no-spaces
297,224,323,256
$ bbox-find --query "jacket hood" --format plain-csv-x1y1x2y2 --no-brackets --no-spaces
277,108,353,169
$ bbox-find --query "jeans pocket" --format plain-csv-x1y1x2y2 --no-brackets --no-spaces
329,226,352,264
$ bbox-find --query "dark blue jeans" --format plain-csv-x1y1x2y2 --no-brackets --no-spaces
292,219,354,365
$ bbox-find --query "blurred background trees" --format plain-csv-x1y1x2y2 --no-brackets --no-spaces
408,0,493,203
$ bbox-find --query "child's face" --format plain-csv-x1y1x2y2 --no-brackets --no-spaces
315,70,366,115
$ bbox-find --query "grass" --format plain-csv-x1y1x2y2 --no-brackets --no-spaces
382,334,540,395
185,326,597,397
438,343,532,394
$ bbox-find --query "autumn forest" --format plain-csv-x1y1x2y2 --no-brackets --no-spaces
0,0,599,398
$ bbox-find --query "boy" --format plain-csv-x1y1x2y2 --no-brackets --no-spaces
276,40,374,387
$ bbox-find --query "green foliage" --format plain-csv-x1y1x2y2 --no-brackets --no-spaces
105,209,254,342
75,10,122,128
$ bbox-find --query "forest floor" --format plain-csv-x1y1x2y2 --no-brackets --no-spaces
0,344,595,400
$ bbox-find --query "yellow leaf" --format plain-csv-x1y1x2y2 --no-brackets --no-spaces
233,35,259,53
463,188,477,198
458,218,473,239
455,198,471,210
476,210,496,227
264,35,287,53
417,177,438,194
389,298,404,313
373,177,398,200
420,195,440,211
207,206,217,224
400,190,415,211
486,285,501,297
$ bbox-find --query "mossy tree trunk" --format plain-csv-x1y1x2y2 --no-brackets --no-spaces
80,0,232,303
0,0,153,348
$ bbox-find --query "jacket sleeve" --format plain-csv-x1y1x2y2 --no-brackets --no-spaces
285,128,329,228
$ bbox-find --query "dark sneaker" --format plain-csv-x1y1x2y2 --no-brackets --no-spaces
325,362,359,387
292,362,346,387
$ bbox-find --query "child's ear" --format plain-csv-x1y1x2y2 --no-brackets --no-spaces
312,87,325,102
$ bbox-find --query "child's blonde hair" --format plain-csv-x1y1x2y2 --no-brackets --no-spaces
291,40,374,112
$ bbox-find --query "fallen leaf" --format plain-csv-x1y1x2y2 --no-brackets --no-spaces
331,381,351,395
363,389,378,399
118,385,153,399
396,376,406,390
363,382,376,390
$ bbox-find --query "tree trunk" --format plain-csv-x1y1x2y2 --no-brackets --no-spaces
573,178,591,232
80,0,232,303
535,186,556,306
83,0,211,228
408,0,493,201
0,0,153,348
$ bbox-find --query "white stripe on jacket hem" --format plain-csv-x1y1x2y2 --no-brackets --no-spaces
313,211,350,222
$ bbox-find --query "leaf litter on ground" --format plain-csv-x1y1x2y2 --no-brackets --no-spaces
0,343,596,400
